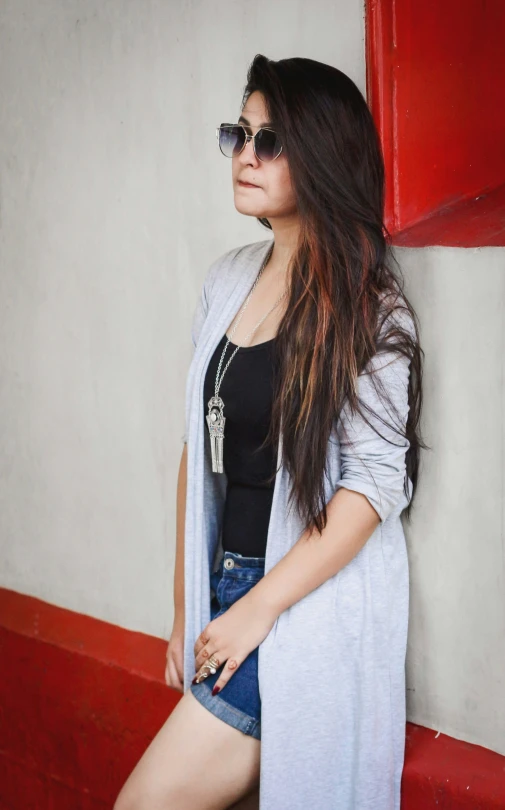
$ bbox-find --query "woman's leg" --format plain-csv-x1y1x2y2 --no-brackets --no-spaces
113,689,260,810
227,786,260,809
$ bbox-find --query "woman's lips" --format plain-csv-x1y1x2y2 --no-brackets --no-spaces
238,180,260,188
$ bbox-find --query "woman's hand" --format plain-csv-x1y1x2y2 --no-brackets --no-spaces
192,590,277,693
165,615,185,692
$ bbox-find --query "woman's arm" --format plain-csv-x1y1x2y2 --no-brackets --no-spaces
193,483,382,686
246,329,412,622
173,443,188,630
165,443,188,690
246,487,380,620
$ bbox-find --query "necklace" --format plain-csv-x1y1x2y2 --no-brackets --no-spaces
206,242,286,474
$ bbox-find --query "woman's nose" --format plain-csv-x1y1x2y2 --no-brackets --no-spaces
238,135,259,166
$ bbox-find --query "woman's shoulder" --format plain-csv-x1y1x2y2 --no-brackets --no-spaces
209,237,272,276
376,288,417,343
203,237,272,303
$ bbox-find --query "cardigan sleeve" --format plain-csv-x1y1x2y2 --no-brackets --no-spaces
181,250,229,444
333,305,415,523
189,254,223,349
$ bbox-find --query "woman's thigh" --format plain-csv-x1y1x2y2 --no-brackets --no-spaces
113,688,260,810
227,786,260,809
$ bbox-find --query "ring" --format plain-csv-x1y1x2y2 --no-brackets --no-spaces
195,654,220,683
205,654,220,674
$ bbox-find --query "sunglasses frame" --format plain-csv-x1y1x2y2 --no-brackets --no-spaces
216,123,283,162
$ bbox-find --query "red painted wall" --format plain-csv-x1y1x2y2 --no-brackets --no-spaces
366,0,505,245
1,587,505,808
0,587,178,808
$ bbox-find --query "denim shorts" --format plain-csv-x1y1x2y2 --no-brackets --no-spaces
189,550,265,740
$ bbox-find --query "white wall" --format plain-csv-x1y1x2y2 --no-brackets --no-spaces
1,0,503,759
0,1,364,635
396,246,505,755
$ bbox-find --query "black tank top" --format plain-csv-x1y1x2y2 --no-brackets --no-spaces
203,333,278,557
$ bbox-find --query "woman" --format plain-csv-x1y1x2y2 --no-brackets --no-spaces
115,54,425,810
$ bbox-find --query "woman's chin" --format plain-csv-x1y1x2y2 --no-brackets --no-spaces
234,201,266,217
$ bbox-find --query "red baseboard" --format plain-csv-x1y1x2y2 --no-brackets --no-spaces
0,587,178,809
402,724,505,810
1,586,504,809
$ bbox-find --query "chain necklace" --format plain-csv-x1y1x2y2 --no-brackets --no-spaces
206,242,286,474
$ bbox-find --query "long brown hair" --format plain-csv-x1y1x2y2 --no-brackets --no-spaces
242,54,428,536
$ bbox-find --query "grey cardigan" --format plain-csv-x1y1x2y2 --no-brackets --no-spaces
182,238,414,810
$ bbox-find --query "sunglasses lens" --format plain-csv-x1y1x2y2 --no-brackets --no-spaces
255,128,282,161
218,125,245,158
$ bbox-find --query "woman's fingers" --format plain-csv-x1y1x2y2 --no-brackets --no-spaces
166,650,183,692
194,636,219,671
192,647,244,691
170,634,185,687
194,620,222,671
164,643,173,687
209,656,242,694
174,650,184,686
192,646,222,683
193,627,211,658
164,656,173,687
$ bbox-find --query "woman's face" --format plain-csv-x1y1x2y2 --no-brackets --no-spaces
232,91,297,221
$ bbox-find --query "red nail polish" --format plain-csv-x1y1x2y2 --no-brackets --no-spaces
212,685,221,696
192,676,198,685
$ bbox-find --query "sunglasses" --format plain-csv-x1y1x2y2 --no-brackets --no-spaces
216,123,283,162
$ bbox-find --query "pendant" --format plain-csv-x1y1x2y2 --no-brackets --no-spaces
206,395,226,473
